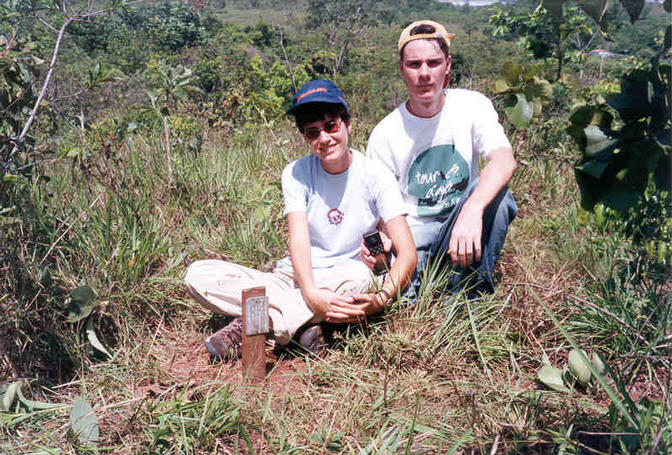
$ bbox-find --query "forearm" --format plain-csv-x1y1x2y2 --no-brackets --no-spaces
290,239,317,296
462,146,516,214
380,216,417,300
381,252,415,300
286,213,319,307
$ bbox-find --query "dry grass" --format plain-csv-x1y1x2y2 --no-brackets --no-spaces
2,57,670,455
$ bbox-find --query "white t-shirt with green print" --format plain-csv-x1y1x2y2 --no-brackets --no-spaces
366,89,511,227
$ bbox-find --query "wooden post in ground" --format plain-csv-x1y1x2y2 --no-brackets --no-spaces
241,287,269,381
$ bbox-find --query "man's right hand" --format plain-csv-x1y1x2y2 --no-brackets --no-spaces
360,230,392,270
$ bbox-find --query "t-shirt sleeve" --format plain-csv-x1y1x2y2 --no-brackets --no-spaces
369,160,406,222
366,126,396,177
281,161,308,216
472,93,511,159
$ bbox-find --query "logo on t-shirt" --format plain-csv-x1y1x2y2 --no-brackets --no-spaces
406,144,469,217
326,208,344,225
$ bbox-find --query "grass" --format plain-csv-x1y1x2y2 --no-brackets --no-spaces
2,46,670,455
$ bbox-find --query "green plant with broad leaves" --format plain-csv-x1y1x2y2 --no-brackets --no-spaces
568,60,670,213
537,348,605,392
493,62,553,129
146,60,202,180
494,0,671,267
535,291,671,453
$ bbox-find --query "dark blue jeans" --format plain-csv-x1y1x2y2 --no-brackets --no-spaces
404,178,517,301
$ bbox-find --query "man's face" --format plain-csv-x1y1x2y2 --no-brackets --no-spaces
399,39,451,104
303,114,351,172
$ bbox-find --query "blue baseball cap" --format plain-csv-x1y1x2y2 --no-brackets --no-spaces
287,79,349,115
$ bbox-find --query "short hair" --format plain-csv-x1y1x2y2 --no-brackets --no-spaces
293,103,351,133
399,24,450,61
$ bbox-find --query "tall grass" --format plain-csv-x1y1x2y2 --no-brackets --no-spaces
3,31,669,455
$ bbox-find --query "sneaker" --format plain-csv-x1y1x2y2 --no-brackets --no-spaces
204,317,243,362
298,324,327,355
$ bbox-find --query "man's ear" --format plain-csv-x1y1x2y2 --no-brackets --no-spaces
444,54,452,88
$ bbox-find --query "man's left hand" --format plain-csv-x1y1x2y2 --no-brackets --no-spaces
325,292,387,323
448,203,483,268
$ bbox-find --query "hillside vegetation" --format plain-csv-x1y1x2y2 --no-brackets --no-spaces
1,0,670,453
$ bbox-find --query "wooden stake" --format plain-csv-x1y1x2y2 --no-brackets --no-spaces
241,287,268,381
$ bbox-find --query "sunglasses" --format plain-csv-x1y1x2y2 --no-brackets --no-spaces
303,120,341,140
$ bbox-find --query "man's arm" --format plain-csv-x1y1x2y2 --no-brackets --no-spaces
328,215,417,322
449,145,516,267
287,212,359,319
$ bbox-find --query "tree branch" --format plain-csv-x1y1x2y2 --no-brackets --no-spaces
6,7,113,170
279,28,297,93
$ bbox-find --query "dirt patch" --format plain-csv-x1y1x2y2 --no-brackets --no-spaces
137,324,318,399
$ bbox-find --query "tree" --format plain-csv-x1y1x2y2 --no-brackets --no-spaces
306,0,380,75
3,0,123,175
490,1,599,81
146,61,201,181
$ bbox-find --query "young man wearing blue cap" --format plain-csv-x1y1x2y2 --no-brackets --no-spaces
363,20,518,298
185,79,416,360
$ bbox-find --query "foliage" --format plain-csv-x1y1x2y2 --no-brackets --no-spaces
568,60,670,216
0,32,42,176
305,0,380,75
493,62,553,128
490,2,597,80
537,290,671,453
68,2,213,70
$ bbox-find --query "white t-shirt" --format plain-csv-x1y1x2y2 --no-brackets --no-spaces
279,149,405,270
366,89,511,227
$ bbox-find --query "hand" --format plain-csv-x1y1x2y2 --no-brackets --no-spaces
305,287,358,320
448,203,483,268
360,231,392,271
325,291,388,323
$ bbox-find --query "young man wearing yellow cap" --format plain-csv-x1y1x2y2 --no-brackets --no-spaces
363,20,518,298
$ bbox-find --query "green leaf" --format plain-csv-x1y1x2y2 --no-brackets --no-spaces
591,352,606,376
532,100,542,117
66,286,96,323
584,125,618,158
543,0,566,24
494,79,510,93
70,396,99,447
576,159,609,179
568,104,592,126
619,0,645,23
2,174,19,184
537,364,570,392
86,317,111,358
568,349,592,386
576,0,608,25
0,381,24,412
533,77,553,100
38,266,52,287
504,94,534,129
501,62,521,86
16,385,66,411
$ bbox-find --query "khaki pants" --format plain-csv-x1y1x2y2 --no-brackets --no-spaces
184,259,377,345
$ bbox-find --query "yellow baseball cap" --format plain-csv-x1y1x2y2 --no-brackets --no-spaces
397,20,456,55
